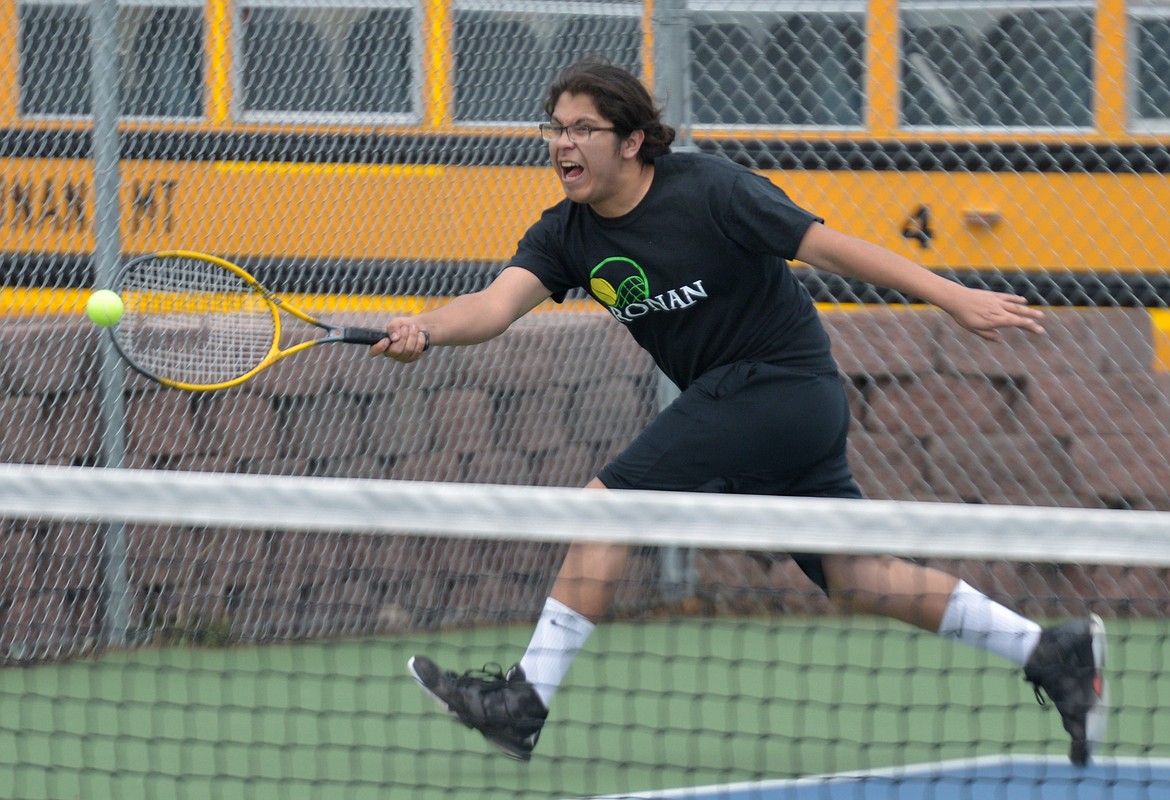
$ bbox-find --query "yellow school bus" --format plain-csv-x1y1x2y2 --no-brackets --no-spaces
1,0,1168,303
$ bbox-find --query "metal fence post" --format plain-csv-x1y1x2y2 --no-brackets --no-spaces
651,0,698,602
90,0,131,647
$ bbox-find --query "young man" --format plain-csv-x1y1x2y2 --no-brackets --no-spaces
372,60,1107,767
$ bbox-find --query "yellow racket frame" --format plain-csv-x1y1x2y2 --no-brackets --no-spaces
111,250,388,392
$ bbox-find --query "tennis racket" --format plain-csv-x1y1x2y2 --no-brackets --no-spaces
108,250,393,392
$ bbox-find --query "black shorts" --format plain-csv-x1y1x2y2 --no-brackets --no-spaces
597,360,862,593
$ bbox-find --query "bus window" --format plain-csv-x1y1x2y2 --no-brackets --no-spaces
241,8,339,114
453,6,641,124
1137,15,1170,124
17,0,204,120
239,4,417,120
689,7,864,128
984,7,1094,128
772,13,864,128
125,6,204,119
690,23,773,125
454,14,546,123
343,8,414,115
17,2,92,116
900,2,1092,131
901,24,1001,127
559,15,641,77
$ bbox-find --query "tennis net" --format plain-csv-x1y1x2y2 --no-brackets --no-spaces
0,463,1167,800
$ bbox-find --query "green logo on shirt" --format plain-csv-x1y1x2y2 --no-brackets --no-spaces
589,256,709,323
590,257,649,309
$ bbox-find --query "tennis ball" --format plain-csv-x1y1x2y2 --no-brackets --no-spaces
86,289,124,327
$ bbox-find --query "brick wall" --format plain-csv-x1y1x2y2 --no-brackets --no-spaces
0,306,1166,660
699,306,1170,619
830,306,1170,509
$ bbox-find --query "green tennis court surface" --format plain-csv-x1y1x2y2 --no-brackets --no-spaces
1,617,1165,799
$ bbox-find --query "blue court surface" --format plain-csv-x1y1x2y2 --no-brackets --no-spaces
579,755,1170,799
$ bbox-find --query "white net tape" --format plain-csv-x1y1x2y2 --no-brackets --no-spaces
2,463,1168,565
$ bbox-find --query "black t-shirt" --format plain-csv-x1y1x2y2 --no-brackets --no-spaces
510,151,839,390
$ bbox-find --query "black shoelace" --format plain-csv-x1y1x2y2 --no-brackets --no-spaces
451,663,511,690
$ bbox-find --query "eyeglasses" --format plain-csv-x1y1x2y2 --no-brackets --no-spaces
538,123,617,142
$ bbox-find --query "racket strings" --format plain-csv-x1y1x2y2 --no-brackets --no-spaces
114,256,278,385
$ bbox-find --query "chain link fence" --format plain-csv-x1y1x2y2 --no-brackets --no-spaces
2,0,1169,659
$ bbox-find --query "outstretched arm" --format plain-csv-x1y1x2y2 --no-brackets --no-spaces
370,266,554,362
795,222,1045,341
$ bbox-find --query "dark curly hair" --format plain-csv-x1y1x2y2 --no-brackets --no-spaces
543,59,675,165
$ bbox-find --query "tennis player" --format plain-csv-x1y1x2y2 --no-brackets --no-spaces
374,59,1107,767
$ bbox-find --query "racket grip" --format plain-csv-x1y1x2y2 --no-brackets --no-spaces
341,327,391,346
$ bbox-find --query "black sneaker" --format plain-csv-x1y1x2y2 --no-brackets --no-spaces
408,655,548,761
1023,614,1108,766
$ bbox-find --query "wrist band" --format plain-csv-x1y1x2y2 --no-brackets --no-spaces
421,330,430,352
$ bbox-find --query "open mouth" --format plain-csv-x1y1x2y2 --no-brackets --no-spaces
560,161,584,180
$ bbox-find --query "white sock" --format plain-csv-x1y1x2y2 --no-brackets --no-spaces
937,580,1043,667
518,597,595,708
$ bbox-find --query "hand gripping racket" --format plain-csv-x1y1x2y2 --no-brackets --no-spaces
107,250,392,392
